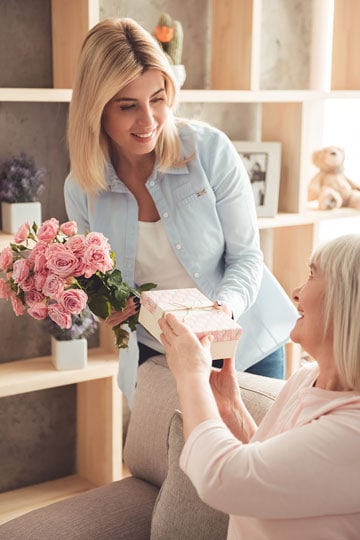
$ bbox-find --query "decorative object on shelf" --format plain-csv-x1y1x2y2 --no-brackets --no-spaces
153,13,186,87
44,306,98,370
0,218,155,349
308,146,360,211
0,153,46,234
232,141,282,218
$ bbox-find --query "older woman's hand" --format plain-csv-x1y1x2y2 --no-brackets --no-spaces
104,295,140,326
158,312,213,382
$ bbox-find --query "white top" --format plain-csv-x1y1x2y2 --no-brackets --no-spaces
180,363,360,539
135,220,196,351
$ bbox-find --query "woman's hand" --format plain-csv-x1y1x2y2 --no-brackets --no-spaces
211,358,257,442
159,312,222,439
104,295,140,327
210,358,242,424
158,312,213,382
213,299,233,318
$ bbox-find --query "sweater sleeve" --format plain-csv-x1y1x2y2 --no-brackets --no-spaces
179,408,360,519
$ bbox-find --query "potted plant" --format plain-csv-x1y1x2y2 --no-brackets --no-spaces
153,13,186,87
0,152,46,234
43,306,98,370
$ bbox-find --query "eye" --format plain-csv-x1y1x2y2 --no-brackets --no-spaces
120,104,136,111
151,96,165,104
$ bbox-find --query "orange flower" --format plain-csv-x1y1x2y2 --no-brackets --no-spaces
155,25,174,43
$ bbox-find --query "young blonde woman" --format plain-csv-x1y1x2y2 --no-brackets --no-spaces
159,233,360,539
64,17,297,406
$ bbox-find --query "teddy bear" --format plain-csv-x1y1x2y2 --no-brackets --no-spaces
308,146,360,210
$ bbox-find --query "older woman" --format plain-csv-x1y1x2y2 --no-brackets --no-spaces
159,233,360,539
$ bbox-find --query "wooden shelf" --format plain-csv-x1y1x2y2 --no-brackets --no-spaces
0,88,72,102
2,87,360,105
0,232,14,250
0,350,118,398
0,349,122,523
257,207,360,230
0,474,96,525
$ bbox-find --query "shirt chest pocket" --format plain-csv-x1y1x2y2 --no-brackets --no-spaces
173,183,215,207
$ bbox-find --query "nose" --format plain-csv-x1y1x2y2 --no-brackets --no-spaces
137,103,154,127
292,285,301,302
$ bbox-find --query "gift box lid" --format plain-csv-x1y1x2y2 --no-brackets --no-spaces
140,288,242,342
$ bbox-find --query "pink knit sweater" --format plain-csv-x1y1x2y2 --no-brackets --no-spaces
180,363,360,539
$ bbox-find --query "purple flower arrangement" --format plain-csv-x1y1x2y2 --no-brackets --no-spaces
0,152,46,203
44,305,99,342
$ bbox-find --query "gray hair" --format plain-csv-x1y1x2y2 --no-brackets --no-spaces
311,234,360,390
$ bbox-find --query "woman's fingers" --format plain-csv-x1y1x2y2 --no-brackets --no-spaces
105,296,140,326
213,299,233,318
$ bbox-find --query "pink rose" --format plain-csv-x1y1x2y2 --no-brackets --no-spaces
37,218,59,243
66,235,86,255
83,244,113,277
28,302,48,320
48,303,72,329
60,221,77,237
85,231,110,249
0,278,11,299
58,288,88,315
14,222,30,243
20,275,35,292
25,289,45,306
28,241,47,263
34,268,49,291
0,247,14,272
46,243,78,278
32,252,47,273
42,274,65,299
10,294,26,316
12,259,33,285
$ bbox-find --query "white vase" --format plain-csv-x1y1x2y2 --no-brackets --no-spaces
171,64,186,87
51,337,87,370
1,201,42,234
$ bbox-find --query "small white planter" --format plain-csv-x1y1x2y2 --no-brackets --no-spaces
1,201,42,234
51,337,87,370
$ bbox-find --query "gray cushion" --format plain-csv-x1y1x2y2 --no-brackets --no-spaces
124,355,180,488
0,477,159,540
151,410,229,540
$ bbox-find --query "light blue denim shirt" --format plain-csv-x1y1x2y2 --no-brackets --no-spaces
65,121,297,406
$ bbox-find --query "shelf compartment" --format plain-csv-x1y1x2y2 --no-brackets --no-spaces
0,474,95,525
0,350,122,521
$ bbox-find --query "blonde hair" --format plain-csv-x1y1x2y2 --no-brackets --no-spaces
68,18,185,194
311,234,360,390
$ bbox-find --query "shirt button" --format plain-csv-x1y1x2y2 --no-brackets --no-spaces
175,243,182,250
149,181,155,187
194,272,200,278
163,212,169,218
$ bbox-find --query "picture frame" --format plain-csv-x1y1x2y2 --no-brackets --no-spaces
232,141,282,218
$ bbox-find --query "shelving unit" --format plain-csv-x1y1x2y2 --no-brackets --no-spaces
0,349,121,525
1,0,360,523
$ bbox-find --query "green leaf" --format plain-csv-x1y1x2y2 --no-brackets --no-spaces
112,324,130,349
138,282,157,293
88,295,112,319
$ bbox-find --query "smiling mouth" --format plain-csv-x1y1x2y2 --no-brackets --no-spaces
132,128,157,140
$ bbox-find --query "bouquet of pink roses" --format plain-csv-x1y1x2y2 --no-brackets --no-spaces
0,218,155,348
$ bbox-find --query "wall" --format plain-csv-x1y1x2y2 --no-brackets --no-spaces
0,0,311,492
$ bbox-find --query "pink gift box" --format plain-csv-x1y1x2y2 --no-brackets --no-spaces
139,288,242,360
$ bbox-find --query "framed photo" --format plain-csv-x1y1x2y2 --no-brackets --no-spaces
232,141,282,218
